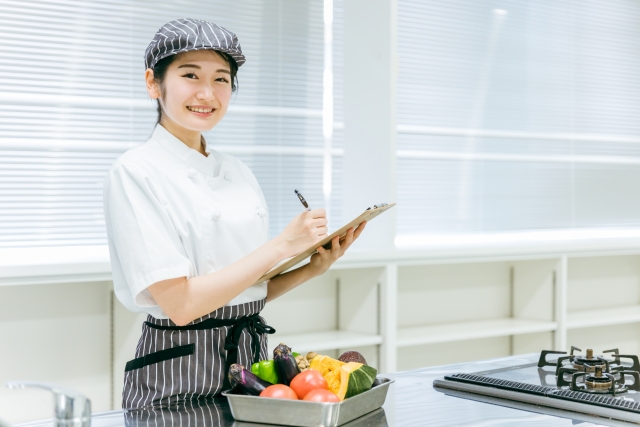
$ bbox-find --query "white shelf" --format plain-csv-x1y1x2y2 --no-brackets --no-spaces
567,305,640,330
397,318,558,347
273,331,383,353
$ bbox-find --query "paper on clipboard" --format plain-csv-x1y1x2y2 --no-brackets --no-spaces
254,202,396,285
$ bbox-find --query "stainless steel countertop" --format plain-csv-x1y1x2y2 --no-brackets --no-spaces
15,353,622,427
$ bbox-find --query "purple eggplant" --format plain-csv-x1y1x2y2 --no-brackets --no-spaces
273,343,301,386
228,364,272,396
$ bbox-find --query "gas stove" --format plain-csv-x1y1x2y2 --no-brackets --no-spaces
434,347,640,425
540,346,640,395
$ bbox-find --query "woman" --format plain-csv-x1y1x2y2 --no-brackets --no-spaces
103,19,365,409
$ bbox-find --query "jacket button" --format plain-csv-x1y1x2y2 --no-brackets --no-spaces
212,211,222,221
257,207,267,218
188,168,197,179
224,171,233,181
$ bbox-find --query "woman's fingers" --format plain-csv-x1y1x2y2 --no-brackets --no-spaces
310,217,328,227
340,228,356,252
353,221,367,239
315,221,367,264
331,235,341,252
339,222,365,254
309,208,326,218
342,227,354,246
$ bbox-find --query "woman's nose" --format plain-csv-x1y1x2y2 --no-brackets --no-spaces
196,84,216,101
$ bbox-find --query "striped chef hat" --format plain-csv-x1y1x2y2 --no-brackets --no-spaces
144,18,246,70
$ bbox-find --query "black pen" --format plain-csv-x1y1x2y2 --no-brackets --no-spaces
294,189,311,211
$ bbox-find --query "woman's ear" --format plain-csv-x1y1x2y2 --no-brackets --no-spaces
145,68,161,99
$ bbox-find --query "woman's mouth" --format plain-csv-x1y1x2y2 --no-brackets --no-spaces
187,106,215,116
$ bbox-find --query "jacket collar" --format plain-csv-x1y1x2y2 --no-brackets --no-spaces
152,124,218,176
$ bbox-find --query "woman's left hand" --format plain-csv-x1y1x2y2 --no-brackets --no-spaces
307,221,367,277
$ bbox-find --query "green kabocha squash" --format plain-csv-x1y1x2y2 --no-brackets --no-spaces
336,362,377,400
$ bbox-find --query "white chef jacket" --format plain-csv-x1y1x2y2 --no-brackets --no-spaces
103,124,270,319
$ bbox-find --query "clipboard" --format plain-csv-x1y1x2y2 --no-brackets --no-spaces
254,202,396,284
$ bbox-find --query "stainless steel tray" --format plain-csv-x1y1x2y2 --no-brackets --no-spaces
222,377,393,427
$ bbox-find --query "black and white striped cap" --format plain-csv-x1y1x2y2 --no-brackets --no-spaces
145,18,245,70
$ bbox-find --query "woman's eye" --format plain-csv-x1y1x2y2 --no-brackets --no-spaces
216,77,229,83
182,73,198,79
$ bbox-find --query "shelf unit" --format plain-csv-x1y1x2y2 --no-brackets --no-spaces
258,236,640,373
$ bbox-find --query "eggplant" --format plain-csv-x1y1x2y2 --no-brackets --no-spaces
228,363,272,396
273,342,301,386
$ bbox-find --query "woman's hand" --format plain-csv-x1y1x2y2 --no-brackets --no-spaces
276,208,328,258
307,221,367,277
267,220,367,302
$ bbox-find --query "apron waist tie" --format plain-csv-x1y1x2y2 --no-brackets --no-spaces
144,313,276,366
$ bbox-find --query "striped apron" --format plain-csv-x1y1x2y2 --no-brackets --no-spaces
124,398,232,426
122,299,274,409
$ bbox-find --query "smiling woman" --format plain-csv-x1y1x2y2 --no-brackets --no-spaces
103,18,364,410
149,49,239,126
144,50,237,155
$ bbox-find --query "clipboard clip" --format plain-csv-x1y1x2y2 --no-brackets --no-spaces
367,202,388,211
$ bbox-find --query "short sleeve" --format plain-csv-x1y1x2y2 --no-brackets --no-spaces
103,163,193,308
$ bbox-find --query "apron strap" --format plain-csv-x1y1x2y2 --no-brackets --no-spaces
144,312,276,390
222,313,276,365
220,314,275,392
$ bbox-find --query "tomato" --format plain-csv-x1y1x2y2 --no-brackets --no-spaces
289,369,329,399
303,389,340,403
259,384,298,400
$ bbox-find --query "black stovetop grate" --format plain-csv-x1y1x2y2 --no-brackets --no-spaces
446,373,640,414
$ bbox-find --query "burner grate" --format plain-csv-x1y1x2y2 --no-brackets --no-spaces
446,373,640,414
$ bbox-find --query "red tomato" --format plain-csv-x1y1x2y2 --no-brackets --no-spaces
303,389,340,403
289,370,329,399
259,384,298,400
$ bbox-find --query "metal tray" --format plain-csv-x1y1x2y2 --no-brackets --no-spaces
222,377,393,427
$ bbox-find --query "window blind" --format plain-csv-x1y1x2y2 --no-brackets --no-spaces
397,0,640,240
0,0,340,248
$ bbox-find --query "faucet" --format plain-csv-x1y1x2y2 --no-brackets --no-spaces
6,382,91,427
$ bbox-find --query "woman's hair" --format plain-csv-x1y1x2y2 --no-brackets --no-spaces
151,50,239,124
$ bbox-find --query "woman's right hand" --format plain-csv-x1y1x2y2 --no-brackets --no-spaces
277,208,328,258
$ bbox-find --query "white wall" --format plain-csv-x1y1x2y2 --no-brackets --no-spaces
0,282,112,424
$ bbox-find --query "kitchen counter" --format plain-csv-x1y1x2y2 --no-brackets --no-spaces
15,354,624,427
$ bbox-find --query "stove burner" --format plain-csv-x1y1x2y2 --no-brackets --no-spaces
585,366,613,390
572,349,608,371
569,365,626,394
538,346,640,396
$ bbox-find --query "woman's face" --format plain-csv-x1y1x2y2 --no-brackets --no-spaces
148,50,233,132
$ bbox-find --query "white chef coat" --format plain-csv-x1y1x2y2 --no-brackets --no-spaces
103,124,270,319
